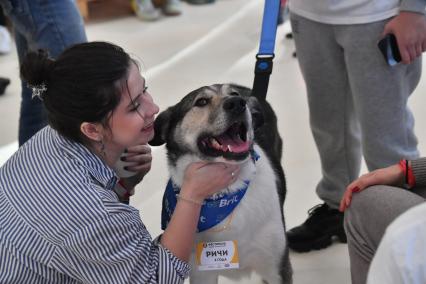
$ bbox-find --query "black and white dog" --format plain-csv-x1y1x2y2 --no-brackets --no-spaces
150,84,292,284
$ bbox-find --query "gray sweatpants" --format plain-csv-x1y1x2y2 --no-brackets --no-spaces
344,185,426,284
290,13,422,208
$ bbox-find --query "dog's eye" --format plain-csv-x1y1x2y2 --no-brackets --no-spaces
194,98,209,107
230,91,240,96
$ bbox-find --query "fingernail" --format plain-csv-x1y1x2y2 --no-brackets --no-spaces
352,186,360,192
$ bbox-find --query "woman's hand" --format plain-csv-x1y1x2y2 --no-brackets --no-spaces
382,11,426,64
339,164,404,212
180,162,240,203
160,161,240,261
120,144,152,189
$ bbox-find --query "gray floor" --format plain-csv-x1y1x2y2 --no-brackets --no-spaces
1,0,426,283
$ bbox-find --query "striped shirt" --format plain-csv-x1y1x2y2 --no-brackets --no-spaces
0,126,189,283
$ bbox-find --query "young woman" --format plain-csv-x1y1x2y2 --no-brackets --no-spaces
0,41,240,283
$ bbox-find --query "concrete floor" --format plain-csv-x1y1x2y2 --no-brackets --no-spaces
1,0,426,283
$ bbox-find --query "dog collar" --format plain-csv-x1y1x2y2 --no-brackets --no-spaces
161,150,260,233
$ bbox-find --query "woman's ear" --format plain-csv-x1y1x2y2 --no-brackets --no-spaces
80,122,104,142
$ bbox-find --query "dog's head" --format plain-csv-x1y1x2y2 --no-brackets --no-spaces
150,84,264,165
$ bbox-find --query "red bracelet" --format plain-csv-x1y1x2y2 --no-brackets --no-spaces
407,161,416,188
398,159,416,189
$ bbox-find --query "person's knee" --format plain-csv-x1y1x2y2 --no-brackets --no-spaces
344,185,390,232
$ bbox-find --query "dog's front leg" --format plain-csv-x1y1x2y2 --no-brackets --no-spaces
189,271,219,284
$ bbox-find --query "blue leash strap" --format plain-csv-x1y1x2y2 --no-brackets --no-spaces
252,0,281,101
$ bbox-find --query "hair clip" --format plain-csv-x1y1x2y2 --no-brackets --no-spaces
30,83,47,100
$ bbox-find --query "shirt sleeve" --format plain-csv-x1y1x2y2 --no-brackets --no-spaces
411,157,426,188
49,210,190,284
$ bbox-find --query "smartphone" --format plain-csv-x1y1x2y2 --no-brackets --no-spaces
378,34,401,66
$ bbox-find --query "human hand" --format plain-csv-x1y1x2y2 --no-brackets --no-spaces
180,162,240,203
382,11,426,64
119,144,152,189
339,164,404,212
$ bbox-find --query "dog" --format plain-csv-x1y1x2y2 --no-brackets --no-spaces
150,84,292,284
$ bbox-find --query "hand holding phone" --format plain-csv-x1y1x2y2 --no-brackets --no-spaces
378,34,401,66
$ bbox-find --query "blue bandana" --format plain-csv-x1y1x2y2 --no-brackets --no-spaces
161,151,260,232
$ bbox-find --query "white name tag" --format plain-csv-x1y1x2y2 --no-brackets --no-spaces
195,240,240,271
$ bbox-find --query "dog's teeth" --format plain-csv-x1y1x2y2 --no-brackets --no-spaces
211,138,221,149
227,145,232,152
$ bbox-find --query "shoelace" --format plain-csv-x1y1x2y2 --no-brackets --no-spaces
303,204,331,225
307,203,327,216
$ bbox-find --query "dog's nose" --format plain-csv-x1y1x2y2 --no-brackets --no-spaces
223,97,246,115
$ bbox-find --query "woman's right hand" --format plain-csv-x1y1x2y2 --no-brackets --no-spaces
339,164,404,212
160,162,240,262
180,162,240,203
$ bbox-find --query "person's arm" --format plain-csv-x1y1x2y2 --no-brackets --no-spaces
160,195,202,262
160,162,240,262
382,0,426,64
50,211,190,284
50,162,238,283
410,157,426,187
339,157,426,212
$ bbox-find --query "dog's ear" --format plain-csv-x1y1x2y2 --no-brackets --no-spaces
247,96,265,130
149,107,173,146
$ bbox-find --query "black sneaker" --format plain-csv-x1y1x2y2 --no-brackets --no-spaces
287,203,347,252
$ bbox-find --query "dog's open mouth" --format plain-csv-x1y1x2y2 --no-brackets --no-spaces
198,122,251,160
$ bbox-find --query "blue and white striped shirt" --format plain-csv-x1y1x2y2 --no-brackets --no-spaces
0,126,190,283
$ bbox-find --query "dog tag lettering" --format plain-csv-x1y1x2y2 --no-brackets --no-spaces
195,241,239,271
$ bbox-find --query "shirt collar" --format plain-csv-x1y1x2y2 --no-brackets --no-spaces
50,127,118,189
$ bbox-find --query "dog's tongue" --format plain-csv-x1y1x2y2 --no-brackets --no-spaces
216,136,250,153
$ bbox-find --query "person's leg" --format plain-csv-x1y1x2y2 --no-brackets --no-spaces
337,20,420,170
287,13,361,252
291,13,362,208
345,185,426,284
0,0,87,145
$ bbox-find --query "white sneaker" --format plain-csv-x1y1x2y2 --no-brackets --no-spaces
163,0,182,16
131,0,161,21
0,26,12,55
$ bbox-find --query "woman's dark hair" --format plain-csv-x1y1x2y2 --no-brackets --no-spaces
20,41,133,143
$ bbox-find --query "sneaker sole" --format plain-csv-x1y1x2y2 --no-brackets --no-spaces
288,230,347,253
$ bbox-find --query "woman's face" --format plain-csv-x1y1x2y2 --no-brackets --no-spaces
107,63,159,150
